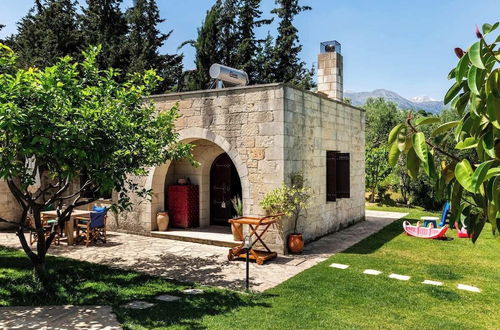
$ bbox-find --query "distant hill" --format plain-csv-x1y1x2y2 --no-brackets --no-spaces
344,89,446,113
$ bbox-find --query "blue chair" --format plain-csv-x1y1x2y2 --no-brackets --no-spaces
76,207,107,247
438,201,451,227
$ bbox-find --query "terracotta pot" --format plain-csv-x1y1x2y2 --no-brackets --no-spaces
287,233,304,254
231,220,244,241
157,212,169,231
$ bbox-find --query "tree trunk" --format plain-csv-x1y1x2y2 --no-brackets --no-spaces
33,258,54,292
370,186,376,203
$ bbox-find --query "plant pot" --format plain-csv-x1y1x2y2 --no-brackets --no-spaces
287,233,304,254
231,220,244,241
157,212,169,231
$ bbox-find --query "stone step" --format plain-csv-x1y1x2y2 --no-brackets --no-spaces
151,229,240,248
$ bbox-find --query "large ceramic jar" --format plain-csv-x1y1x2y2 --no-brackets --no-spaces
157,212,169,231
287,233,304,253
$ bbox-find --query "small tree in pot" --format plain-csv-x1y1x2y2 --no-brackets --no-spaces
260,172,310,253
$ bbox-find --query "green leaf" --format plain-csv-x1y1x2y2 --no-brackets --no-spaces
456,52,469,82
397,126,407,152
455,159,475,192
493,176,500,211
415,117,440,126
482,23,492,35
481,129,496,158
406,147,420,178
467,66,481,95
388,141,401,167
412,132,428,164
486,93,500,128
456,137,478,150
432,121,460,137
444,81,462,105
471,160,494,192
455,92,470,116
468,41,485,69
488,69,500,99
388,124,403,145
485,167,500,181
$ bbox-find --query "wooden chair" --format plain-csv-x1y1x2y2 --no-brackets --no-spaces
28,214,61,246
75,209,107,247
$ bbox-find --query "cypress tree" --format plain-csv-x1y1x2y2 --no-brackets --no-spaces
7,0,82,69
80,0,129,71
253,32,276,84
183,4,221,90
125,0,183,93
271,0,313,89
236,0,272,82
218,0,239,66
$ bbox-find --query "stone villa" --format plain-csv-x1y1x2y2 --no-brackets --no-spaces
0,41,365,253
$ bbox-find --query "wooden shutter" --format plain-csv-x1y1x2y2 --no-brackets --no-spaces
326,151,337,201
336,153,350,198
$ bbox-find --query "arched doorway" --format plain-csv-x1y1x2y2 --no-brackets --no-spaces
210,153,242,226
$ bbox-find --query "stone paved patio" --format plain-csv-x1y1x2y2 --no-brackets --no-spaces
0,210,407,292
0,305,121,329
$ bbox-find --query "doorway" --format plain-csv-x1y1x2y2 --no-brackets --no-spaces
210,153,242,226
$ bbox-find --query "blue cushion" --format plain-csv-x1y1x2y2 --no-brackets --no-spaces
92,205,107,213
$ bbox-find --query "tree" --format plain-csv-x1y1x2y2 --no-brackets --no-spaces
7,0,82,69
184,4,221,90
364,97,403,148
271,0,313,89
80,0,129,71
366,146,392,202
236,0,273,83
389,23,500,241
125,0,183,93
0,44,192,289
253,32,276,84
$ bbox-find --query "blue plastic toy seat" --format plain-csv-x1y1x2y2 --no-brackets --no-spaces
438,201,451,227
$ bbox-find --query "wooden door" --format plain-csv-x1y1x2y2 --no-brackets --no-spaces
210,153,242,226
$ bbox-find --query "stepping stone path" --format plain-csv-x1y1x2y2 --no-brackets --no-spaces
457,284,481,293
388,273,411,281
329,263,349,269
155,294,181,302
363,269,382,275
183,288,204,295
122,301,156,309
422,280,443,286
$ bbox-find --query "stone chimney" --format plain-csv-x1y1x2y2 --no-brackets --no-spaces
317,41,343,101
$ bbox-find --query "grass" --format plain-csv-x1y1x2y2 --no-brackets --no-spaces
1,205,499,329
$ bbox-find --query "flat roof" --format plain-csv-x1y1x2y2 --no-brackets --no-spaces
147,82,365,113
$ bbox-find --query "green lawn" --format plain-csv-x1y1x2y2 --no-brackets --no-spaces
1,206,499,329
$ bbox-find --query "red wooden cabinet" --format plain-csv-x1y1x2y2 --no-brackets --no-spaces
167,185,199,228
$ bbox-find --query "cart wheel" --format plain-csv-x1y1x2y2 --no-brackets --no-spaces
257,258,264,265
228,252,235,261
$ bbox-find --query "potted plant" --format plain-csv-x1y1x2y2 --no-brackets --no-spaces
260,172,310,253
230,195,244,241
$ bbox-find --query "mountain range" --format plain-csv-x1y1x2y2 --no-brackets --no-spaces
344,89,446,113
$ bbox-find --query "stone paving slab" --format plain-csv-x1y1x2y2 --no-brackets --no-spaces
0,305,121,330
0,210,407,292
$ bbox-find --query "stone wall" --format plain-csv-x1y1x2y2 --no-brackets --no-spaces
282,86,365,242
115,84,287,252
0,181,22,229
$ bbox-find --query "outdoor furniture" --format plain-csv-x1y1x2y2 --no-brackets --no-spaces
227,214,283,265
421,216,439,228
75,207,107,247
40,209,94,245
28,214,61,246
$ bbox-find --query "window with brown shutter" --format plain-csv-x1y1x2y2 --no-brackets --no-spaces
326,151,337,201
326,151,350,201
336,153,350,198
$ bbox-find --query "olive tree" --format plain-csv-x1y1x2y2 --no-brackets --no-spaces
0,44,192,288
388,23,500,241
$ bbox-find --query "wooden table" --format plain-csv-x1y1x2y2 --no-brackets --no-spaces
41,210,92,245
227,214,282,265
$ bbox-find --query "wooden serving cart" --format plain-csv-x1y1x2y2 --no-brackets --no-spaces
227,214,283,265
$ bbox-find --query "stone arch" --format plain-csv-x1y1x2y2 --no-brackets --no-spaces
145,128,250,230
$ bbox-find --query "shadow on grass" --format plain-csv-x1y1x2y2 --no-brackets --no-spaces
0,246,273,329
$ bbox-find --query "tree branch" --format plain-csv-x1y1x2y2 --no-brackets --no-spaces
406,114,461,162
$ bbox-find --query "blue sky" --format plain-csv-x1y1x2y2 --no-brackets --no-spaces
1,0,499,100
